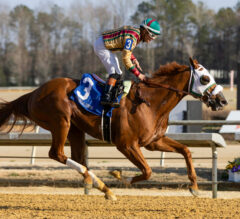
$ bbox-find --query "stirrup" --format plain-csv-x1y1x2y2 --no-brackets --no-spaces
101,100,120,108
111,102,120,108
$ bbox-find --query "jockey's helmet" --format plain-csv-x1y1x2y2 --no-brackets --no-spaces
140,18,161,37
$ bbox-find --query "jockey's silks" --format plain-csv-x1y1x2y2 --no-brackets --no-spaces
102,26,141,71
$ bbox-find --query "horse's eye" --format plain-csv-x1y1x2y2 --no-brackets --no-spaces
200,75,210,85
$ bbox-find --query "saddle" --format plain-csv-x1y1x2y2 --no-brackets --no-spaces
92,74,124,104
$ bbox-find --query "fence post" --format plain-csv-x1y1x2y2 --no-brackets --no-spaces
212,145,218,198
160,127,169,167
30,146,36,165
160,152,165,167
30,126,39,165
84,139,89,195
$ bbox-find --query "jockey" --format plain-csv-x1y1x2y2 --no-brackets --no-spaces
93,18,161,107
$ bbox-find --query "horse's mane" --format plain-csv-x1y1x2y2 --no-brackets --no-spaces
144,61,189,85
151,61,188,78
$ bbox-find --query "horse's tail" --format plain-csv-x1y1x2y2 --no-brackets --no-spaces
0,92,32,132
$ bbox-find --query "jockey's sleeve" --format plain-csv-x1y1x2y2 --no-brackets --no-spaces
122,38,140,77
131,53,136,61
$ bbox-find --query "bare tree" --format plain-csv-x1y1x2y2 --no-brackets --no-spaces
9,5,34,85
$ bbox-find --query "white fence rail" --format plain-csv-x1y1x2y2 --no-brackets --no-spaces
9,120,240,125
169,120,240,125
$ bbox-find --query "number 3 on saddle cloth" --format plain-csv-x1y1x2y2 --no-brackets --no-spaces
69,73,125,142
69,73,124,117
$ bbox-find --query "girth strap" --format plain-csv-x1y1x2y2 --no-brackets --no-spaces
101,109,111,143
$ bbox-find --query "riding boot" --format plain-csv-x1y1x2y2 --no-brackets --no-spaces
101,77,120,108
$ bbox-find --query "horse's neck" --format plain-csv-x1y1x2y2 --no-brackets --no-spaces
154,69,190,93
137,69,191,116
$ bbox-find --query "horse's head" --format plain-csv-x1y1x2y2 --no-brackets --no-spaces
189,57,228,111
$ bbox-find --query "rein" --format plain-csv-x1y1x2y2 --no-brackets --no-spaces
131,80,189,109
135,66,214,106
143,80,190,96
137,67,190,96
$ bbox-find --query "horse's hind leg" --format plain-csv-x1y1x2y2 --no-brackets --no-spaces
48,117,71,164
50,120,116,200
66,158,116,200
144,136,199,196
68,124,93,190
68,124,88,167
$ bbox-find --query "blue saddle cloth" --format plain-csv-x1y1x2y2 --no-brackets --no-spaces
69,73,122,117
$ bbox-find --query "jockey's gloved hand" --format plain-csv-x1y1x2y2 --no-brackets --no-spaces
138,73,146,81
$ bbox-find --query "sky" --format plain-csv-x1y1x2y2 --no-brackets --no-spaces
192,0,239,11
0,0,239,12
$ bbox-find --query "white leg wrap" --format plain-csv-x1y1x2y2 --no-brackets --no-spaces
66,158,87,174
88,171,99,187
88,170,105,190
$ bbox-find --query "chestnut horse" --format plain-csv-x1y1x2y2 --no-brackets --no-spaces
0,58,227,200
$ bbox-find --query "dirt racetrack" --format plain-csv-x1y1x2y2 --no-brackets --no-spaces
0,192,239,219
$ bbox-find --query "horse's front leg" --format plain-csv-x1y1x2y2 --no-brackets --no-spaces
114,143,152,185
145,136,199,196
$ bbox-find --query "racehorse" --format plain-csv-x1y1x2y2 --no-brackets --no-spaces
0,58,227,200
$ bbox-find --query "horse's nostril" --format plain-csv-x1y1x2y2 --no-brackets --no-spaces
221,100,228,106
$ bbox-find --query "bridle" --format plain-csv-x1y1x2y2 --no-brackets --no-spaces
141,66,216,103
141,67,190,96
133,61,226,110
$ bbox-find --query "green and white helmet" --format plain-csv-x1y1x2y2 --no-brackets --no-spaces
140,18,161,35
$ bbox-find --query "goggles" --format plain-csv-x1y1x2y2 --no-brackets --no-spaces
146,28,157,39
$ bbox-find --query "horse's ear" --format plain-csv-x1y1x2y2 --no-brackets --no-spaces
189,57,198,69
189,57,194,68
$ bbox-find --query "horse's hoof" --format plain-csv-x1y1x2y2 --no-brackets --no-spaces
189,187,199,197
109,170,122,180
84,182,93,190
84,176,93,190
122,178,131,187
105,191,117,201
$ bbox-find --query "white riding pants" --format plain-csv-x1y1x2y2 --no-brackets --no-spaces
93,36,122,75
